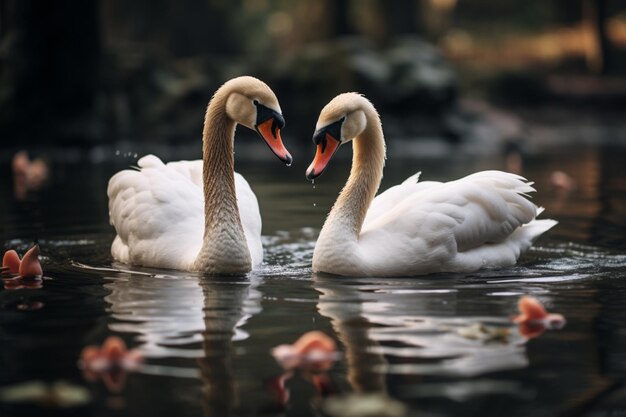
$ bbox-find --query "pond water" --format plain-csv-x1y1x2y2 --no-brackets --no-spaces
1,143,625,417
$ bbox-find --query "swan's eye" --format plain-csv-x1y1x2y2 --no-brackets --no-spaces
253,99,259,106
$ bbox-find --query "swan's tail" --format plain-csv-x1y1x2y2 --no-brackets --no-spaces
511,207,558,254
520,207,557,243
520,218,558,243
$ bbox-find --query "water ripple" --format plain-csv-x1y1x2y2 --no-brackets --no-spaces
104,274,263,359
314,276,531,382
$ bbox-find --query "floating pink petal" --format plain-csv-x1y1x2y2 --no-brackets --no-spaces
80,336,143,372
2,250,21,274
80,336,143,392
272,331,339,371
513,296,566,338
19,245,43,278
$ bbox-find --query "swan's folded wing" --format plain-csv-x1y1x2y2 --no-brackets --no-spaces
445,171,539,251
364,172,440,225
361,171,541,257
107,155,204,269
166,159,204,187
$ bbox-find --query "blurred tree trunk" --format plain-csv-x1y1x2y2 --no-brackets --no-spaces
0,0,101,143
332,0,352,36
591,0,612,74
583,0,613,74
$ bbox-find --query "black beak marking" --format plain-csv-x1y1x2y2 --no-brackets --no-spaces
312,117,344,153
255,103,285,139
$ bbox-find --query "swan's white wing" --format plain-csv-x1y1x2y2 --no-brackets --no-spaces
166,159,203,187
108,155,204,270
364,171,441,225
108,155,263,270
359,171,555,275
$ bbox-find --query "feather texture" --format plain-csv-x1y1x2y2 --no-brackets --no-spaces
358,170,556,275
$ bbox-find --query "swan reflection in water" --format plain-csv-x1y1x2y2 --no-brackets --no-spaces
100,266,547,414
103,270,262,416
313,274,535,403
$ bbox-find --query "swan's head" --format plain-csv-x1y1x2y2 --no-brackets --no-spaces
223,76,292,165
306,93,370,180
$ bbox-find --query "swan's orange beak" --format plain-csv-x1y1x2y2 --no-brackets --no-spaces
306,134,341,180
256,118,292,166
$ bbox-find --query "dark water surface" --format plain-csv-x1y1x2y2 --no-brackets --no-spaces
1,144,626,417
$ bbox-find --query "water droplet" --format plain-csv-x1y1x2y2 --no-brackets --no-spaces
313,203,316,207
286,161,292,167
133,153,138,158
313,185,316,189
115,150,120,156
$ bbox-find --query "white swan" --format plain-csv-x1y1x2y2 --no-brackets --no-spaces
306,93,557,277
108,76,292,275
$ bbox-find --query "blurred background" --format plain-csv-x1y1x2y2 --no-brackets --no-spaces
0,0,625,157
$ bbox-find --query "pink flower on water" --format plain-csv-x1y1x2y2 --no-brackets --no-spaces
79,336,143,392
513,296,566,338
272,331,339,371
2,245,43,278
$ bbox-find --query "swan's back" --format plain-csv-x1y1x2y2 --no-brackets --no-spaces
357,170,556,276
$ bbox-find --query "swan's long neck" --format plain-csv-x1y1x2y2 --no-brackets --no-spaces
316,109,385,259
193,93,252,275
